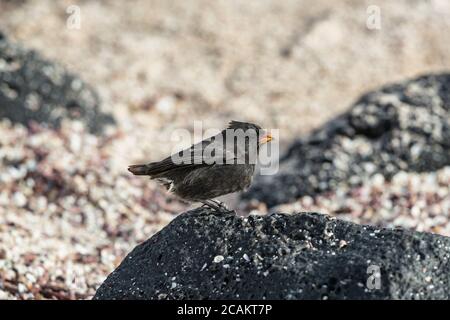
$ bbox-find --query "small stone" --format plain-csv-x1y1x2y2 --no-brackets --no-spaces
155,96,176,114
13,192,27,207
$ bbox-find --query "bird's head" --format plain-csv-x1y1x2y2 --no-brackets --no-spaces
227,120,273,145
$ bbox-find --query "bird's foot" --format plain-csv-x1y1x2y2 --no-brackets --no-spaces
211,199,231,211
200,200,234,214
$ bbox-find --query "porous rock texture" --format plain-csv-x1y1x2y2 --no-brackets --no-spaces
243,73,450,207
94,208,450,300
0,32,114,133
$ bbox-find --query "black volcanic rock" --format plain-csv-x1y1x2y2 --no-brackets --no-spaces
0,33,114,133
243,74,450,207
94,208,450,300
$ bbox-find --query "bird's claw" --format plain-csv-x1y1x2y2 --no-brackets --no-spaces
200,200,234,214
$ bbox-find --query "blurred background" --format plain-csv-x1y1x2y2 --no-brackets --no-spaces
0,0,449,299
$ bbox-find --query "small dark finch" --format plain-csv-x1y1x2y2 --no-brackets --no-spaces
128,121,273,212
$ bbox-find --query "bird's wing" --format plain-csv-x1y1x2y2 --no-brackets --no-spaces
147,132,237,176
172,132,238,166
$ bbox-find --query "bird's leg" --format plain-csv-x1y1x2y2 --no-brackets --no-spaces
200,200,222,212
201,200,217,209
211,199,230,211
200,200,233,213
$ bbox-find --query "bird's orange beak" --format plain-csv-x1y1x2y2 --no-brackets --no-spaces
259,133,273,145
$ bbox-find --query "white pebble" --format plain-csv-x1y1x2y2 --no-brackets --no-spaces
13,192,27,207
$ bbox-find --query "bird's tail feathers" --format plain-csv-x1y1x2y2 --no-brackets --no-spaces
128,164,150,175
128,160,177,176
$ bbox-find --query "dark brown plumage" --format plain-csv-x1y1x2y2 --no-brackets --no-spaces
128,121,273,212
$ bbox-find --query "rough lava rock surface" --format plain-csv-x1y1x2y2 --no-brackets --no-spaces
243,73,450,207
0,32,114,133
94,208,450,300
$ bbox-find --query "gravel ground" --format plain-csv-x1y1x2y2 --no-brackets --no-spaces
2,0,450,156
0,120,187,299
1,0,450,299
268,168,450,236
